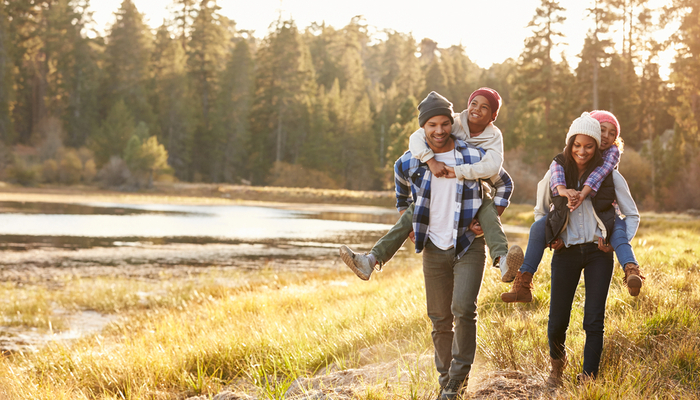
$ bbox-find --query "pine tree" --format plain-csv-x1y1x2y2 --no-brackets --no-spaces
513,0,571,160
0,2,14,143
102,0,154,128
187,0,230,181
151,23,194,180
248,18,315,185
213,38,254,183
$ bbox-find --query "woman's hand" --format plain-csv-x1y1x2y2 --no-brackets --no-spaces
549,238,565,251
597,237,613,253
558,188,581,211
443,166,456,179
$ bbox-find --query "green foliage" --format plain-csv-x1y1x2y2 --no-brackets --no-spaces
123,134,171,187
0,0,698,209
91,100,135,166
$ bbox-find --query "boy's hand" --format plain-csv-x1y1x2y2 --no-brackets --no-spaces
469,219,483,236
427,158,448,177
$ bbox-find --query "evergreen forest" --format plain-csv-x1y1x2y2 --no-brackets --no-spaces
0,0,699,211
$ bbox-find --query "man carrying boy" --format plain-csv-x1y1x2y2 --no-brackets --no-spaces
340,88,522,282
390,92,513,398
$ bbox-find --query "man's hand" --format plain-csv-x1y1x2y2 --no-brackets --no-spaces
408,230,416,243
427,158,448,178
597,237,613,253
549,238,565,251
469,219,483,236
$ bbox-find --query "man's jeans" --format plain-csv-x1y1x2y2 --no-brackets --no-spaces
371,196,506,267
521,215,637,275
422,237,486,387
548,243,614,378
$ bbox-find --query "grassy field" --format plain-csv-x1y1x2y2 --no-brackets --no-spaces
0,185,698,399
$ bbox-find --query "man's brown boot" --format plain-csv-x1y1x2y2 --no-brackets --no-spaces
624,263,645,296
501,271,533,303
545,357,566,387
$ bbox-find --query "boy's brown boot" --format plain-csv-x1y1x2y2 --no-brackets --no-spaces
624,263,645,296
501,271,533,303
545,357,566,387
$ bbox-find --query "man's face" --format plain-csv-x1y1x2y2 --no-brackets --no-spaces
467,95,495,127
424,115,453,153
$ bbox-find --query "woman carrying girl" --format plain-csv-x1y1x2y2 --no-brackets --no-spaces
527,112,640,384
501,110,645,303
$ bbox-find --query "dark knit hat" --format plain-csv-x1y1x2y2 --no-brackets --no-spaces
418,91,454,127
468,87,502,121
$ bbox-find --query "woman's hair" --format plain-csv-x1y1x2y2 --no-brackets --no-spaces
562,134,603,188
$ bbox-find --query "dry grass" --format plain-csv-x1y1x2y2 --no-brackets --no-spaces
0,198,697,399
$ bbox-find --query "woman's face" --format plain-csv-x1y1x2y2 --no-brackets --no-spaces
571,134,597,169
599,122,618,151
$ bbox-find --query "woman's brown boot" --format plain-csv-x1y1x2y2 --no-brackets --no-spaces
545,357,566,387
501,271,533,303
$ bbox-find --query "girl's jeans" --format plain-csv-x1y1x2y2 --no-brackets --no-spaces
520,215,637,275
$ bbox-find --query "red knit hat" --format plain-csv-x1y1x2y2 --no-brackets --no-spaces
468,87,502,121
589,110,621,138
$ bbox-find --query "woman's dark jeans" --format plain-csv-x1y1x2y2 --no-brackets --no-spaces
548,242,614,378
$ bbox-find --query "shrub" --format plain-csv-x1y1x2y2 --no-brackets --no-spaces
42,159,59,183
96,156,131,188
6,157,39,186
57,148,83,184
266,161,341,189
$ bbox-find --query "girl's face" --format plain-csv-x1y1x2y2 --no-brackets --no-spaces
600,122,618,150
571,134,597,169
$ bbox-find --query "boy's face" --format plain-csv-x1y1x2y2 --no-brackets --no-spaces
467,95,495,127
599,122,617,151
424,115,453,153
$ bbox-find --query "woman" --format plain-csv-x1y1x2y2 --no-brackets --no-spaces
535,112,640,385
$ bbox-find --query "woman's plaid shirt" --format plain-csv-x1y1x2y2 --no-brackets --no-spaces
394,138,513,260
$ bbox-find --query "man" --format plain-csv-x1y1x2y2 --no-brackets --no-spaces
393,92,514,399
340,88,523,284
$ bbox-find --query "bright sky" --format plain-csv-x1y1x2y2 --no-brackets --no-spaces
88,0,675,77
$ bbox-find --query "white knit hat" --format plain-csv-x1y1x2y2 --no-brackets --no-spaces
565,112,601,147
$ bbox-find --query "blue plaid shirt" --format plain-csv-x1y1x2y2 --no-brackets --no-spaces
394,138,514,260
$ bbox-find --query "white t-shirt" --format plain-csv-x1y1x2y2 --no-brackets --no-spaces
428,150,457,250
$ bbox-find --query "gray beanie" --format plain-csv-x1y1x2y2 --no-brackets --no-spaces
418,91,454,127
566,112,601,147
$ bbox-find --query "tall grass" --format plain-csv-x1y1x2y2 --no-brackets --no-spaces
0,218,698,399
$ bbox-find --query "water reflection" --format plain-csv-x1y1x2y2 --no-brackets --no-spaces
0,201,395,249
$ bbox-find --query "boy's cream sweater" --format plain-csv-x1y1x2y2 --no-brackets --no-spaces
408,110,504,181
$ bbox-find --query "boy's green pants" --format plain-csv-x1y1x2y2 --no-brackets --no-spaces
370,194,508,267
